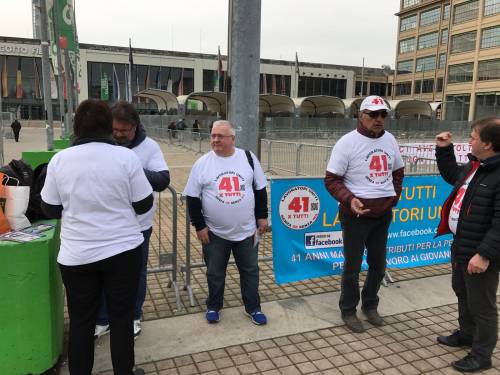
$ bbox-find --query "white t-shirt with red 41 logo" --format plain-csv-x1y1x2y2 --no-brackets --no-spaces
326,129,404,198
184,148,267,241
448,166,478,235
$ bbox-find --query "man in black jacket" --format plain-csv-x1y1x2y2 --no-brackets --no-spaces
435,117,500,372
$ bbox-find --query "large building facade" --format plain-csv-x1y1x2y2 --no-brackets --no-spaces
0,36,392,120
394,0,500,120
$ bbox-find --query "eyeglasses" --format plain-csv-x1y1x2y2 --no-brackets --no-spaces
365,111,388,119
210,134,234,139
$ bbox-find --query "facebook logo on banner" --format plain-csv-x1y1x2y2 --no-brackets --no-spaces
304,232,343,250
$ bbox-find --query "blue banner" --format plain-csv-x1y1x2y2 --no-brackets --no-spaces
271,175,454,284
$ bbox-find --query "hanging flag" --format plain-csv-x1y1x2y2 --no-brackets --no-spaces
166,68,173,92
271,75,277,95
262,73,267,94
177,68,184,96
124,67,130,102
100,71,109,101
49,60,58,99
155,66,162,89
16,58,23,99
1,56,8,98
127,38,133,102
112,64,120,101
295,52,300,76
33,59,42,99
214,46,223,92
280,75,286,95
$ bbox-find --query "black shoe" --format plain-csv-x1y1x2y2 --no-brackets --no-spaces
363,309,384,327
437,330,472,347
133,368,145,375
341,313,365,333
452,353,491,372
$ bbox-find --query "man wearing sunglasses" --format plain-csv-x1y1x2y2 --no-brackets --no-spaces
324,95,404,333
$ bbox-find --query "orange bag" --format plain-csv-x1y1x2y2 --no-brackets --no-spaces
0,173,12,234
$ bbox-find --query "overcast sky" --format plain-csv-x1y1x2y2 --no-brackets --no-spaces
1,0,400,68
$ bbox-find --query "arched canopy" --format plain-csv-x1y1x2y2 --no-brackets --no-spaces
136,89,179,111
293,95,346,117
259,94,295,114
177,91,227,115
342,98,364,118
389,99,432,119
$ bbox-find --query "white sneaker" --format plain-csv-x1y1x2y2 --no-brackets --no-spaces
133,319,141,339
94,324,110,339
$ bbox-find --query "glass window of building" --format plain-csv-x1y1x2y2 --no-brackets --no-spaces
448,63,474,83
436,77,444,92
451,31,477,53
475,92,500,118
441,29,449,44
395,81,412,96
399,38,416,53
439,53,447,69
481,25,500,49
415,55,436,72
453,0,479,24
478,59,500,81
443,4,450,19
298,76,347,98
354,81,368,96
446,94,470,120
414,79,434,94
397,60,413,74
369,82,390,97
403,0,420,8
484,0,500,16
418,32,439,50
400,14,417,31
420,7,441,27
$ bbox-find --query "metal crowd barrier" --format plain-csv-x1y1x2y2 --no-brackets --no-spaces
180,195,272,307
147,186,182,312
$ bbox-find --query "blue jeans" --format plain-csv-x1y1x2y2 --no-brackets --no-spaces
202,231,261,314
97,227,152,324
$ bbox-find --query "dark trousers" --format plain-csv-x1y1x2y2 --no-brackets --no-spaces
13,130,19,142
202,232,260,314
452,261,499,361
59,246,142,375
339,212,392,314
97,228,152,324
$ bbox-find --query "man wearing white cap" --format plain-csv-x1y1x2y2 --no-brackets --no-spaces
324,96,404,333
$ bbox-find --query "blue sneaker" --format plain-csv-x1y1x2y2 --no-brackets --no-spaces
205,310,220,324
247,310,267,325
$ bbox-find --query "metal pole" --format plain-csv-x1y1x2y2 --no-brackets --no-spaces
0,82,4,165
39,0,54,150
64,49,74,132
360,57,365,96
227,0,261,155
52,0,67,138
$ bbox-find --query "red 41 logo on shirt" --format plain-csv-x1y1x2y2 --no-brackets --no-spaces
365,151,391,184
369,154,388,173
215,172,245,205
219,176,241,192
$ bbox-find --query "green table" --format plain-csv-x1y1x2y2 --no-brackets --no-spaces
0,220,64,375
53,139,71,150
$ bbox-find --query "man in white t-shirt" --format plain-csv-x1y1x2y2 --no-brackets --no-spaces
95,101,170,339
324,96,404,333
184,120,269,325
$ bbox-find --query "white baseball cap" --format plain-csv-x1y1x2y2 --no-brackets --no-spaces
360,96,390,112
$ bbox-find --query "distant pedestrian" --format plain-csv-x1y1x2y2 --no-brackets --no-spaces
11,119,21,142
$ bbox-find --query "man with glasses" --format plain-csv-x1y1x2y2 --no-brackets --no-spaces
324,96,404,333
184,120,269,325
94,101,170,339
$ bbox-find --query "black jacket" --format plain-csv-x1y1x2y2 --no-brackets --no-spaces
436,144,500,266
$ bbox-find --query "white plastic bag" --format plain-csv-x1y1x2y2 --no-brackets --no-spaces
3,183,31,230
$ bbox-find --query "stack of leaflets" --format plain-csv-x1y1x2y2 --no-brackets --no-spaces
0,223,55,243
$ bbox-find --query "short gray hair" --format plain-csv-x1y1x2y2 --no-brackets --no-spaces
212,120,236,136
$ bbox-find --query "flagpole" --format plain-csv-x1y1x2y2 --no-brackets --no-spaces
128,38,133,103
52,1,67,138
38,0,54,150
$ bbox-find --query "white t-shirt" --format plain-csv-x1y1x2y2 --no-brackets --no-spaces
326,130,404,198
448,167,478,235
133,136,169,230
41,142,153,266
183,148,267,241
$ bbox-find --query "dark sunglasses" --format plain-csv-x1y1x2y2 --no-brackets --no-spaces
365,111,388,119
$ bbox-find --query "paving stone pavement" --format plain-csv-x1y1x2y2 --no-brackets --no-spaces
7,129,499,374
